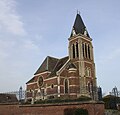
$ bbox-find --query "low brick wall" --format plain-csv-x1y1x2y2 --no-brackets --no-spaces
0,101,104,115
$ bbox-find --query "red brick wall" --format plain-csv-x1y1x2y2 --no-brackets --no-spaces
0,102,104,115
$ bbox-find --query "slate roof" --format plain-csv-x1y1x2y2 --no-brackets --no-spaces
34,56,59,75
0,94,18,104
67,62,76,70
71,13,90,37
48,56,69,77
26,56,69,84
26,77,35,84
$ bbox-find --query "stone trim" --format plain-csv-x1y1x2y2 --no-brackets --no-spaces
69,77,78,79
44,76,57,81
69,85,79,87
69,34,92,42
57,59,70,75
69,93,77,95
27,82,37,85
34,71,51,77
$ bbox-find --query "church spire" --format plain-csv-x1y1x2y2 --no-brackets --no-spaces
71,13,90,38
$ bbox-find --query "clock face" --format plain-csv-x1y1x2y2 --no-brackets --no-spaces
38,76,43,87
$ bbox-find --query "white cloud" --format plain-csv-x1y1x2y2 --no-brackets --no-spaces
23,40,39,51
0,39,15,59
35,34,43,41
97,47,120,65
0,0,26,35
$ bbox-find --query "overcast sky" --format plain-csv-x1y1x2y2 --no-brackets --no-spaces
0,0,120,95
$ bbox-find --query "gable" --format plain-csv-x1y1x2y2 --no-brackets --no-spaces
47,56,69,78
34,56,59,75
56,60,78,76
26,76,35,84
27,56,69,84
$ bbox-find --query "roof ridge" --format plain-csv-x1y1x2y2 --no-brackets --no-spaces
47,55,59,60
60,56,69,60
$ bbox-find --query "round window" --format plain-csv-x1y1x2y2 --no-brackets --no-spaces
38,76,43,87
51,84,54,88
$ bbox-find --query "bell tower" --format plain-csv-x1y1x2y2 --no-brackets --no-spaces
68,13,97,100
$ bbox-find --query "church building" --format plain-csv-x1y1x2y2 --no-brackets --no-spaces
26,13,98,102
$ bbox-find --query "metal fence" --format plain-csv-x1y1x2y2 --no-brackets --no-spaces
109,86,120,97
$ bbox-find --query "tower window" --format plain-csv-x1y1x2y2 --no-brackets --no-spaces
82,43,84,58
72,44,75,58
64,79,69,94
88,45,91,59
76,42,79,58
85,43,87,58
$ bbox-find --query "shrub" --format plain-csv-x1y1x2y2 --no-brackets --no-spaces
29,96,92,104
103,95,120,109
77,96,92,101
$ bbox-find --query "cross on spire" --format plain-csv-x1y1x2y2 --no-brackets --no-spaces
77,10,80,15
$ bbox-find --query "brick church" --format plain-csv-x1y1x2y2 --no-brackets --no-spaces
26,13,98,102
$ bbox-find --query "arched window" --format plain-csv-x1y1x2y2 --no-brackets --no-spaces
85,68,88,76
87,81,93,93
88,68,91,77
76,42,79,58
37,76,43,87
82,43,84,58
86,68,91,77
85,43,87,58
88,45,90,59
85,67,91,77
51,84,54,89
72,44,75,58
64,79,69,94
